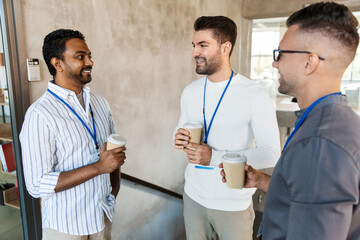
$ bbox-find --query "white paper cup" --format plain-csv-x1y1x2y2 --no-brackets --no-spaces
107,134,127,150
183,121,203,144
222,153,247,189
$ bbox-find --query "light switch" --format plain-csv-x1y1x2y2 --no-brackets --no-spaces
26,58,41,81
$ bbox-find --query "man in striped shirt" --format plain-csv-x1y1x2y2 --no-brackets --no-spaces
20,29,126,240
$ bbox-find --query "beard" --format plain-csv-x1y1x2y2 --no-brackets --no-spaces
277,74,295,95
195,54,222,76
64,62,92,85
73,68,92,85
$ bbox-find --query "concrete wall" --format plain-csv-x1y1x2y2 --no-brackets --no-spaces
20,0,246,239
242,0,360,19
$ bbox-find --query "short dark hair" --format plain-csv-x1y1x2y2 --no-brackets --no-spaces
287,2,359,54
42,29,85,76
194,16,237,56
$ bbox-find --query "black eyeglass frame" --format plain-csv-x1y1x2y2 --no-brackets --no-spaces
273,49,325,62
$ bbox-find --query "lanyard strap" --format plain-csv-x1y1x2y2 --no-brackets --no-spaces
283,92,341,151
47,89,99,149
203,71,234,144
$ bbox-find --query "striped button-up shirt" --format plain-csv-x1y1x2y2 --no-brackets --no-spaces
20,81,116,235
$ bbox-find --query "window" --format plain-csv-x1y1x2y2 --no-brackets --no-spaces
250,17,286,102
251,17,286,83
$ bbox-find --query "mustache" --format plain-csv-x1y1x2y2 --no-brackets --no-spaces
81,67,92,71
195,57,206,61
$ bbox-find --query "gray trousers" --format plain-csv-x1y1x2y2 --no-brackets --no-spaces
183,192,254,240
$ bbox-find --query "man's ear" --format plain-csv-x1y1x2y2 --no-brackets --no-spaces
50,57,63,73
304,54,320,75
222,41,232,56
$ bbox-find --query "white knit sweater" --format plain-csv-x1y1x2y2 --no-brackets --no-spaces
175,74,281,211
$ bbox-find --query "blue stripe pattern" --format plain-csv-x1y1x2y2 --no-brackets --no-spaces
20,81,117,235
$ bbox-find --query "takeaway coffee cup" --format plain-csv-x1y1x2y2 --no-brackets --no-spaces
183,121,203,144
222,153,247,189
107,134,127,150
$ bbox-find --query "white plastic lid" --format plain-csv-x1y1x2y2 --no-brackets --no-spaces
183,121,202,129
222,153,247,163
107,134,127,145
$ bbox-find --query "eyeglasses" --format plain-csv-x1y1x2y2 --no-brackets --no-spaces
273,49,325,62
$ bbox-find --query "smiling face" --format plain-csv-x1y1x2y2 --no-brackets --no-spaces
61,38,93,87
192,30,222,76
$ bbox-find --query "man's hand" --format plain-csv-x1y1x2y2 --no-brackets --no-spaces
96,143,126,174
174,128,190,149
242,164,264,188
55,143,126,193
183,143,212,165
219,163,271,192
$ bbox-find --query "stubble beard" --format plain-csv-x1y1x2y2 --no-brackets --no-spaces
195,54,222,76
277,75,294,95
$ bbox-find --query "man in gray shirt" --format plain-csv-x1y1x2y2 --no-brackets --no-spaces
220,2,360,239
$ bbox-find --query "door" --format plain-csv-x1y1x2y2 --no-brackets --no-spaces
0,37,23,238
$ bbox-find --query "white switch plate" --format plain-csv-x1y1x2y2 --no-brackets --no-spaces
26,58,41,81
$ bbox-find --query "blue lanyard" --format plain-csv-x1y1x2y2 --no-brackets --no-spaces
47,89,99,149
283,92,341,151
203,71,234,144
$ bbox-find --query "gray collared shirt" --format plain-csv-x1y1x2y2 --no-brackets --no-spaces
263,95,360,240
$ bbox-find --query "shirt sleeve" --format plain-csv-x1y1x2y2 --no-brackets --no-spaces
173,89,190,139
20,110,60,199
284,137,358,240
208,91,280,167
106,99,116,134
242,91,281,169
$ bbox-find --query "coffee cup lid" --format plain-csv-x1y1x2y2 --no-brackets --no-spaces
183,121,202,129
108,134,127,145
222,153,247,163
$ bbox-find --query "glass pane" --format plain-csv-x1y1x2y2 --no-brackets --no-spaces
0,12,24,240
340,11,360,111
251,17,287,104
342,12,360,83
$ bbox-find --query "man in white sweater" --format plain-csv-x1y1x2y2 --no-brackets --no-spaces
174,16,280,239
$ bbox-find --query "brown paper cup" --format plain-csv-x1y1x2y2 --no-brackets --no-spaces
183,121,202,144
222,153,247,189
107,134,127,150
